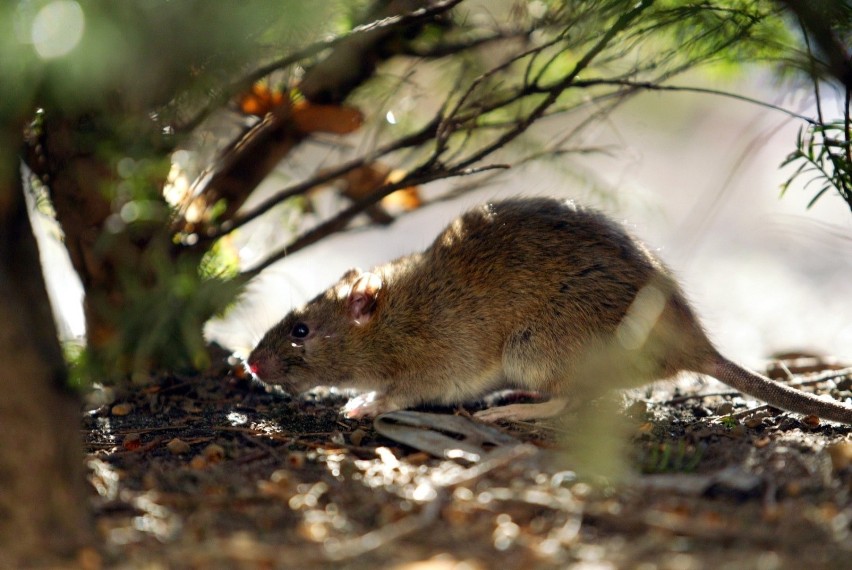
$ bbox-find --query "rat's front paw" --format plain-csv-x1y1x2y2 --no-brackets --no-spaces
342,392,401,419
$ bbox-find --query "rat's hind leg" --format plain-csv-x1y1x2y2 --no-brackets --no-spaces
473,327,577,421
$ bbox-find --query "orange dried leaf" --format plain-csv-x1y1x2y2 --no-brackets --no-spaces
122,433,142,451
381,186,422,212
341,163,392,200
238,83,286,117
111,403,133,416
292,101,363,134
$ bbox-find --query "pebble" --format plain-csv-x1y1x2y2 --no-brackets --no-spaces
744,417,764,429
827,441,852,471
111,402,133,416
203,443,226,462
166,437,191,455
122,432,142,451
801,415,821,428
350,428,367,446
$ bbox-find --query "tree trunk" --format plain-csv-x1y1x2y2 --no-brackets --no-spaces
0,144,91,567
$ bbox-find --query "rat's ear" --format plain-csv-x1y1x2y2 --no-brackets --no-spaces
340,267,361,281
347,272,382,325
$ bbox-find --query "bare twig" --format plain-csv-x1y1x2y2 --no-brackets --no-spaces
240,162,509,278
200,118,442,242
776,0,852,90
178,0,469,133
239,0,656,279
176,0,465,238
570,79,818,124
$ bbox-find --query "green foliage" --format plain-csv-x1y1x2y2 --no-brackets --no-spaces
62,341,88,391
200,237,241,281
4,1,337,111
720,415,739,429
88,235,244,383
782,119,852,210
650,0,793,63
639,439,704,474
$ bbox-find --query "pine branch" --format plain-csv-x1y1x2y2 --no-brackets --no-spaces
241,0,656,279
240,162,508,279
175,0,464,240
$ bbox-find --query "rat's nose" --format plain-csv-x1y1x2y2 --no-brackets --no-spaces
247,360,260,377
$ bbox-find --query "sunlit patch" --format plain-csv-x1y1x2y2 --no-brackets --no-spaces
132,492,179,541
249,418,285,436
288,481,329,510
163,151,192,208
616,284,667,350
91,464,181,546
226,411,248,426
493,513,520,551
88,458,120,500
439,218,466,248
31,0,85,59
446,448,480,462
277,437,586,563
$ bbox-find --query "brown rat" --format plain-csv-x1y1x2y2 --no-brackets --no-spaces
247,197,852,423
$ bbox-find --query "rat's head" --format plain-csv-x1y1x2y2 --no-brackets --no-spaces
246,270,383,393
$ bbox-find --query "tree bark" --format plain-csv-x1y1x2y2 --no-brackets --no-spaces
0,144,91,567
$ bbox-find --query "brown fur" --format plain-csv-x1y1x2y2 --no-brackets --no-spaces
248,197,852,423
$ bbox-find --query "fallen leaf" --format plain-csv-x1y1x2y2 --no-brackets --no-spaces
238,83,285,117
167,437,191,455
292,100,363,134
111,403,133,416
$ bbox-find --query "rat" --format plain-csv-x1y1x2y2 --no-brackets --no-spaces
247,197,852,424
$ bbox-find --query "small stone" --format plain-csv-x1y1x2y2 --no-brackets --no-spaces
744,417,764,429
166,437,191,455
802,415,821,428
203,443,226,463
715,402,734,416
189,456,208,470
827,441,852,471
753,436,771,448
730,424,747,438
287,452,306,469
111,402,133,416
122,433,142,451
350,428,367,446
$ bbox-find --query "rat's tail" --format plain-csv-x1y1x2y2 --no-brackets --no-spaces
706,355,852,424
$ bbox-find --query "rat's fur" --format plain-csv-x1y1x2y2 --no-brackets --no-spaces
249,197,852,423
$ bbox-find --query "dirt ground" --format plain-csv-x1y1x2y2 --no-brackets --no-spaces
81,348,852,569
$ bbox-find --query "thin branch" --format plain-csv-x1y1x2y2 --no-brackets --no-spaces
845,85,851,170
178,0,468,132
241,0,655,280
449,0,656,175
175,0,465,240
403,28,532,59
570,79,818,124
200,117,441,242
777,0,852,90
240,163,508,279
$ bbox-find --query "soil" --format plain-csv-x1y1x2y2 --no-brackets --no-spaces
81,348,852,569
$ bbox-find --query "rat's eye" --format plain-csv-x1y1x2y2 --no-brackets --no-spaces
291,322,310,338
